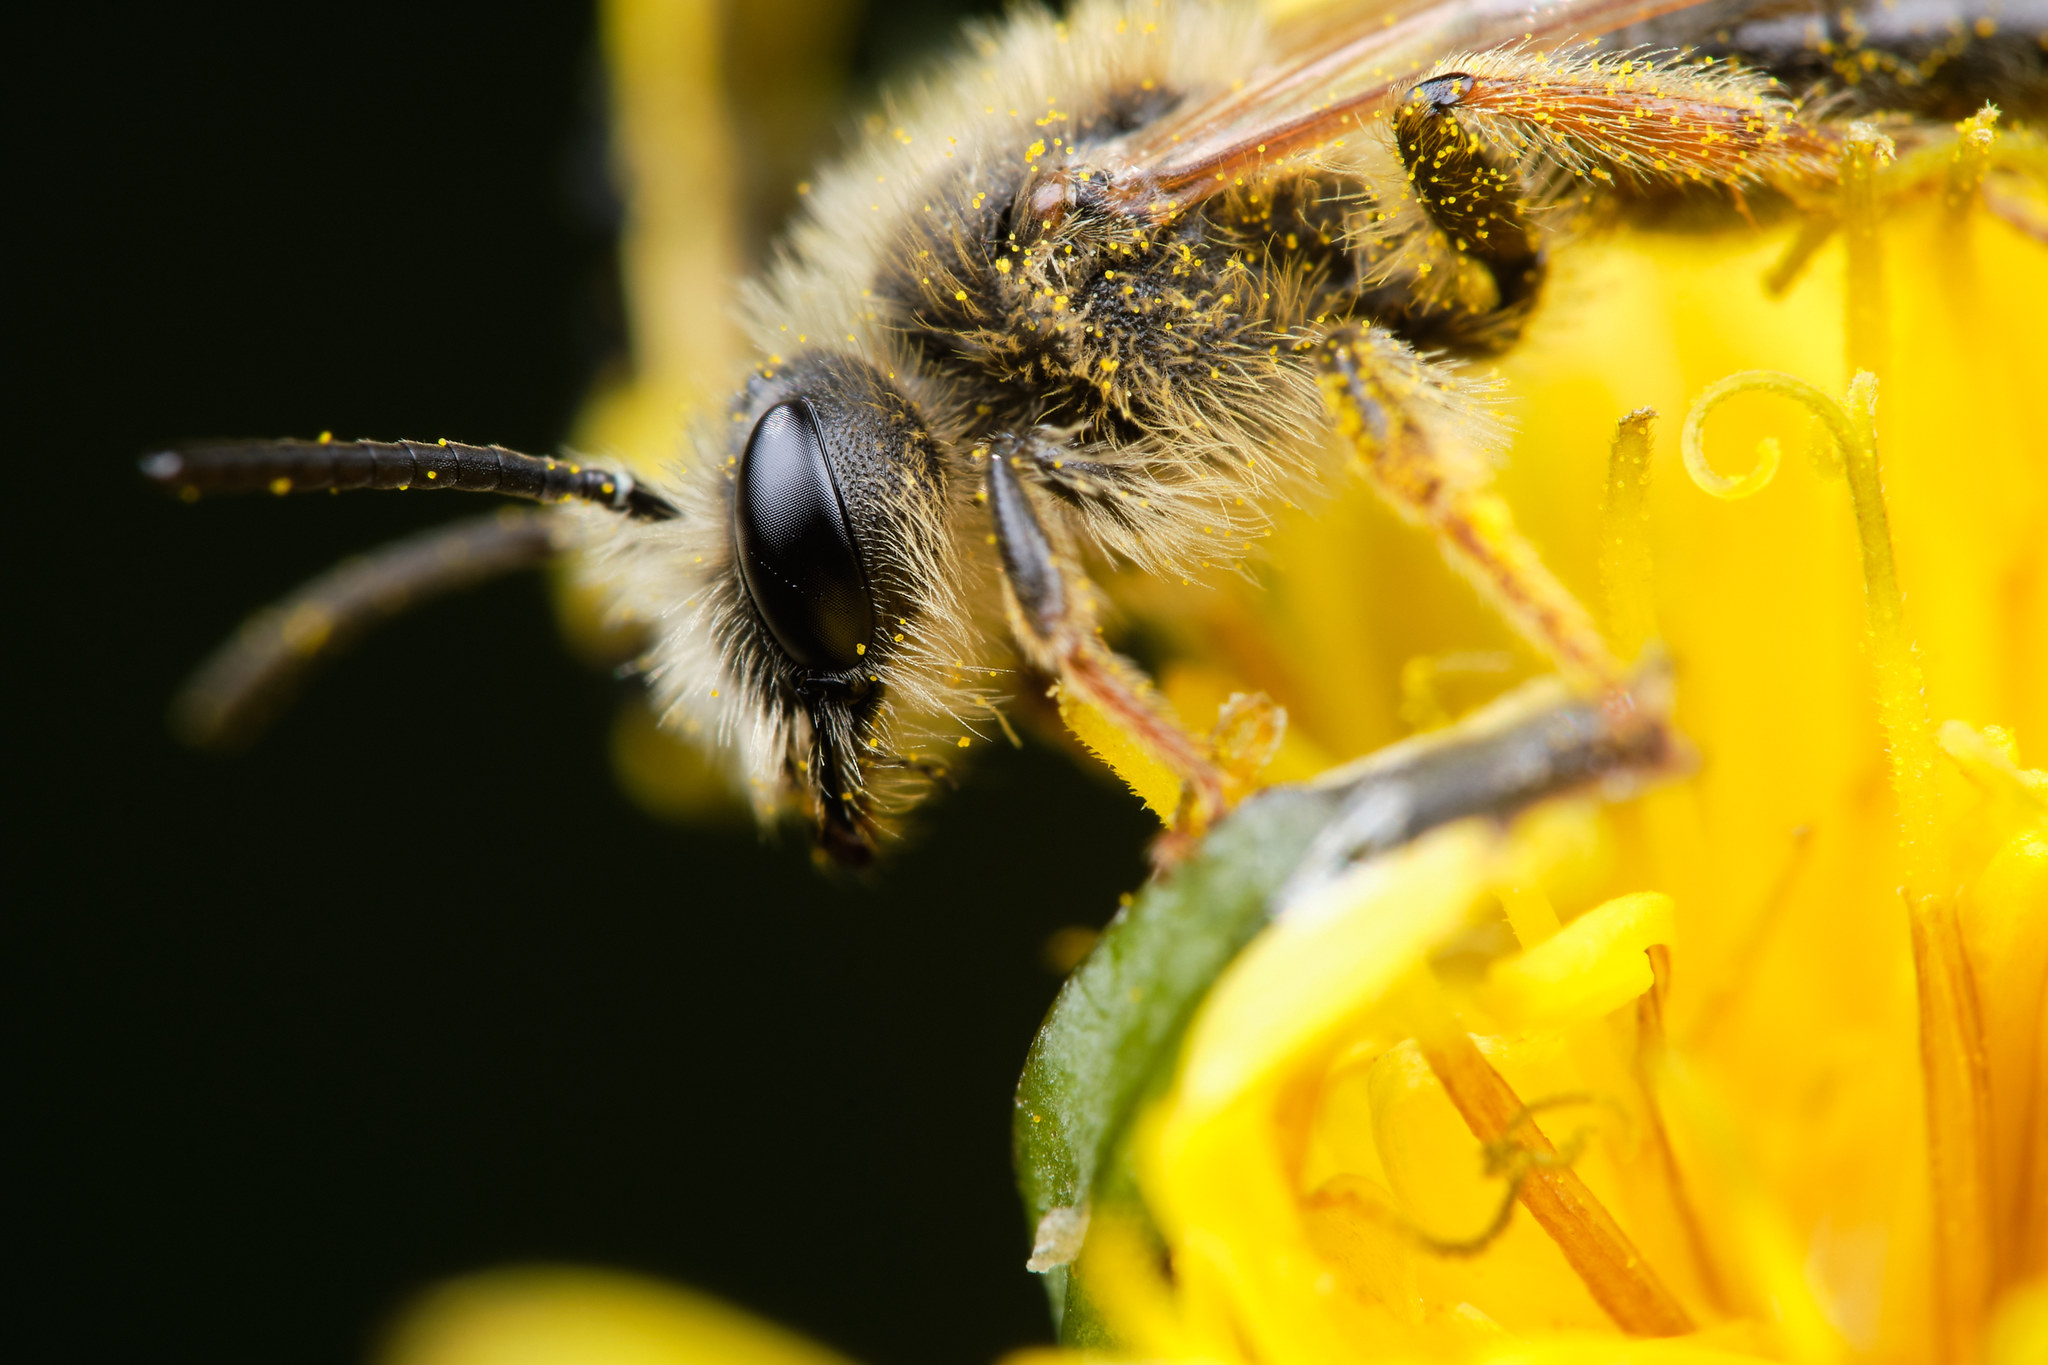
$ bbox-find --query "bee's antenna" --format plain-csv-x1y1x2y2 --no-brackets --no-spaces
170,509,563,749
141,437,679,521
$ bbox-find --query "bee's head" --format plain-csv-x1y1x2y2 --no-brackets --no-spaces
712,352,963,864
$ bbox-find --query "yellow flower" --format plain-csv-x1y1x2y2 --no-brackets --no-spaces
1023,157,2048,1365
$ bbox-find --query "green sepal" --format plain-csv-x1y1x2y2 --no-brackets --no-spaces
1011,783,1344,1337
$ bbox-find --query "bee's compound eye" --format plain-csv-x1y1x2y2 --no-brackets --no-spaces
733,399,875,672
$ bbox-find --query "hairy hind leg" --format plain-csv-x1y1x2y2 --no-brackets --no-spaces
1376,45,1839,346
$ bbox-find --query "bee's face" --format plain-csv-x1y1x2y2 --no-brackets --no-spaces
706,353,963,863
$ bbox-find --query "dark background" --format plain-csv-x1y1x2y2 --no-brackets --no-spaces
12,4,1150,1364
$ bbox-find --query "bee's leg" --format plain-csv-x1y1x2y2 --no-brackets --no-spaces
170,508,560,748
1317,326,1625,690
1391,72,1546,341
1399,49,1835,197
981,445,1229,832
985,426,1251,576
1389,49,1838,336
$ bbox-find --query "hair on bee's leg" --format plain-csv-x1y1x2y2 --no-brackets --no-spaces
991,426,1255,574
1399,47,1837,196
981,445,1228,835
1391,71,1547,343
1318,326,1624,691
170,508,559,749
1389,46,1839,329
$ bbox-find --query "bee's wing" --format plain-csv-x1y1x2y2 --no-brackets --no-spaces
1102,0,1701,208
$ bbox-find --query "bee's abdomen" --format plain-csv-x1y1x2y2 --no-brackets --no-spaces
1616,0,2048,120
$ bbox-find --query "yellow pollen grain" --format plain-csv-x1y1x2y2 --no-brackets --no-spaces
268,476,291,495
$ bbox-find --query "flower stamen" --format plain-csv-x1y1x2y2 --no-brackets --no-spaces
1842,122,1896,377
1683,367,1996,1362
1309,1094,1605,1261
1596,407,1659,657
1682,824,1817,1049
1635,945,1737,1314
1417,1025,1695,1336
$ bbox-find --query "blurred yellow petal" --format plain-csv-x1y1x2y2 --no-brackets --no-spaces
1984,1280,2048,1365
380,1268,854,1365
1956,811,2048,1287
1465,1336,1774,1365
608,693,749,824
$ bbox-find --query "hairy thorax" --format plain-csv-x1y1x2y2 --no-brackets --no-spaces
876,124,1364,469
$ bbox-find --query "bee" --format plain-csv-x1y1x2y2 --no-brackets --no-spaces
146,0,2046,865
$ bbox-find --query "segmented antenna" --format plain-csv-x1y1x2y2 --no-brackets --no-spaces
140,437,679,521
172,510,561,749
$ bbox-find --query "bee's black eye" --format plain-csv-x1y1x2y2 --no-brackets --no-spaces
733,399,875,672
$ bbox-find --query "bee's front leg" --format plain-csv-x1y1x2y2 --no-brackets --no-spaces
980,442,1228,839
1317,326,1625,691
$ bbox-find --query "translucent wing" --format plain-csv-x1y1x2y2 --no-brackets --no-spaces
1093,0,1703,213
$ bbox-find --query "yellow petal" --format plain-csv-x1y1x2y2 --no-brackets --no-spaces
379,1268,855,1365
1467,1333,1780,1364
1480,893,1675,1030
1985,1279,2048,1365
1174,820,1498,1121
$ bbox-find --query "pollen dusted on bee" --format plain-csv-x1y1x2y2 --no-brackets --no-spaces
160,0,2039,869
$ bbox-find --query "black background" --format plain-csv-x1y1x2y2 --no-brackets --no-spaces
13,4,1151,1363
